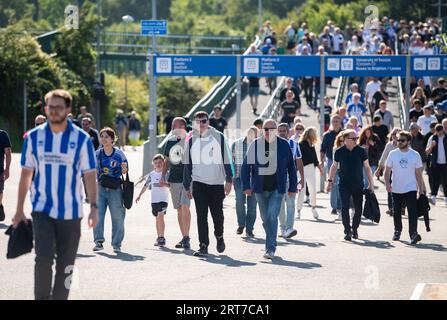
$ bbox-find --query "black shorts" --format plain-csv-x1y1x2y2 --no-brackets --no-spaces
152,202,168,217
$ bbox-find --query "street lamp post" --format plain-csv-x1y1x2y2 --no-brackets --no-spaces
122,15,134,114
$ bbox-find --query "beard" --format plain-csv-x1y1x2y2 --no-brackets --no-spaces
49,116,67,125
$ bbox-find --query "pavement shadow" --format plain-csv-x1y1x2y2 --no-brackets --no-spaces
198,254,257,268
158,246,195,256
352,239,395,249
96,251,145,261
76,253,96,259
283,239,326,248
242,236,266,245
402,242,447,251
300,218,335,224
0,223,8,230
261,257,322,269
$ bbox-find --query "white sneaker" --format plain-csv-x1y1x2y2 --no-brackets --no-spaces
285,228,298,239
280,228,287,238
430,196,436,205
312,208,319,219
263,251,274,260
337,211,342,220
296,210,301,220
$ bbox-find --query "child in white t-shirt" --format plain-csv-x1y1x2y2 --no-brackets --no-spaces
136,154,170,247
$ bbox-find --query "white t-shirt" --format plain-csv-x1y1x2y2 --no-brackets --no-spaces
386,148,423,194
416,115,437,135
365,81,381,103
145,170,170,203
333,34,344,52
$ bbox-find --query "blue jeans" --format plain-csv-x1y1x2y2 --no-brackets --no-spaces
363,165,376,189
255,190,285,253
279,180,296,231
234,177,257,232
327,158,341,211
94,185,126,248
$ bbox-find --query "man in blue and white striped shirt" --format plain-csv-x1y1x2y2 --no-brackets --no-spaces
13,89,98,300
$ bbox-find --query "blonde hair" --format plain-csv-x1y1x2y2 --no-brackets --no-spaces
300,126,319,145
333,131,345,151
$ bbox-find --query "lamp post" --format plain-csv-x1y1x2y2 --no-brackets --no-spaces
122,14,134,114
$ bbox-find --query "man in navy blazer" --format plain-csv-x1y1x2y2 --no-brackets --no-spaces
241,119,297,259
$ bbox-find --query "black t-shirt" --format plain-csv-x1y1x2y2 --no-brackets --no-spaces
0,130,12,173
431,87,447,99
324,105,332,124
372,91,388,111
409,108,424,123
262,142,277,192
164,137,185,183
281,100,300,116
334,145,368,191
372,124,389,146
249,77,260,88
209,117,228,133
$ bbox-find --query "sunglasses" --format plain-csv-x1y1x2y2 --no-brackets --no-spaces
195,119,208,124
397,139,408,142
346,137,358,141
263,128,277,131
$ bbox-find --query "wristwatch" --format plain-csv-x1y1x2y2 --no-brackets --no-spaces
327,179,333,183
90,203,98,209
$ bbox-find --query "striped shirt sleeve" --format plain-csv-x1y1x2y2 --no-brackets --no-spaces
20,135,36,170
79,137,97,173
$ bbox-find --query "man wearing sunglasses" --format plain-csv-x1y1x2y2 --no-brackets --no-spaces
183,111,234,257
385,131,426,245
327,129,374,241
241,119,297,259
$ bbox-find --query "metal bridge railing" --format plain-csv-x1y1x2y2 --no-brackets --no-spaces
258,77,287,122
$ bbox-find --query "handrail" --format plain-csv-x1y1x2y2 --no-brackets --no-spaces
333,49,351,110
258,77,287,121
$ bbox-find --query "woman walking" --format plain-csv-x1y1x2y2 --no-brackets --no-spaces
93,127,129,253
296,127,323,219
359,126,383,188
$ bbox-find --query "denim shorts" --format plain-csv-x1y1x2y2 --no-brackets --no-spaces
249,86,260,97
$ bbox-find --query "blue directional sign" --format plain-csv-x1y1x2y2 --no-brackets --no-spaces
325,55,406,77
154,55,237,76
242,56,320,77
141,20,168,36
410,55,447,77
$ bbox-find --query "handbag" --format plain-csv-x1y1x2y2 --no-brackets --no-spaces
122,173,134,209
98,149,122,190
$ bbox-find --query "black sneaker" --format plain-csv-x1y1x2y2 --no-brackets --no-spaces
392,231,401,241
183,236,191,249
93,242,104,252
0,204,5,222
344,232,352,241
175,238,184,248
352,229,358,239
158,237,166,247
236,226,244,235
216,236,226,253
193,244,208,257
246,230,255,238
410,233,422,245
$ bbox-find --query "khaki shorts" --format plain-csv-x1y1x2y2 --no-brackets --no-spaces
169,183,190,210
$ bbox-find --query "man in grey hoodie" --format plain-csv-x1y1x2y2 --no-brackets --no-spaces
183,111,234,257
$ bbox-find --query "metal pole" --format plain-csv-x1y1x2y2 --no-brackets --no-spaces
124,22,128,114
405,54,411,130
148,0,158,162
96,0,102,129
319,55,326,192
258,0,263,34
236,55,242,137
23,81,27,134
